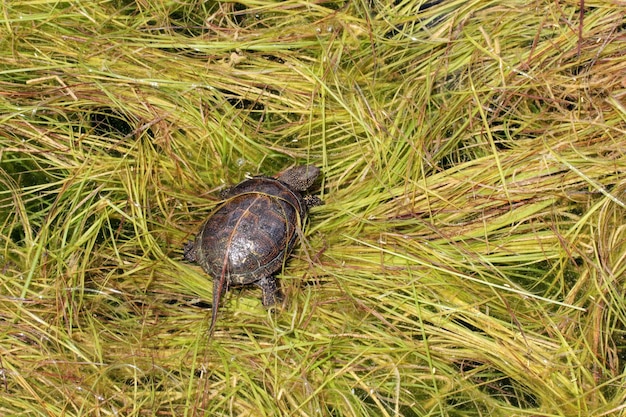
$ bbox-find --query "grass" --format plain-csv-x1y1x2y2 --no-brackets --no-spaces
1,0,626,416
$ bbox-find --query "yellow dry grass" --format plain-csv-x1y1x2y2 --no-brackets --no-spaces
1,0,625,416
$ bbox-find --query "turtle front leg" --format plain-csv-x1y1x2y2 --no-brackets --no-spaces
255,275,283,306
304,195,324,208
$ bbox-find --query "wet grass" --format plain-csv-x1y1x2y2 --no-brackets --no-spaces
1,0,626,415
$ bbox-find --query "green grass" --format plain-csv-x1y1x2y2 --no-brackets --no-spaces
1,0,626,416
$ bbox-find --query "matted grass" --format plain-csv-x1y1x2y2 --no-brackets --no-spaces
1,0,625,416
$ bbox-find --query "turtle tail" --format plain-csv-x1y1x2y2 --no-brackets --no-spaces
208,266,228,338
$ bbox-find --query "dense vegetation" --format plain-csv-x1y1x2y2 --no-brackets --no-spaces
1,1,625,415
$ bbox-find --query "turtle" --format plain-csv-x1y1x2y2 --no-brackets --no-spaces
184,165,323,335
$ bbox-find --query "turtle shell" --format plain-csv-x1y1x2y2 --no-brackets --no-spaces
192,177,305,286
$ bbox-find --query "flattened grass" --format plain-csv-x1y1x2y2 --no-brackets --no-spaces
1,0,626,416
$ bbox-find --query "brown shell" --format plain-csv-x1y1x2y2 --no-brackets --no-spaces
191,177,305,286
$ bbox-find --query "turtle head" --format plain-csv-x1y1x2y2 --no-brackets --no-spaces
276,165,320,191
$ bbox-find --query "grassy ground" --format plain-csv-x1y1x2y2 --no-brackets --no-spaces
1,0,626,416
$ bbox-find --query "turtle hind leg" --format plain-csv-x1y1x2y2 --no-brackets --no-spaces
183,241,197,262
255,275,283,306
